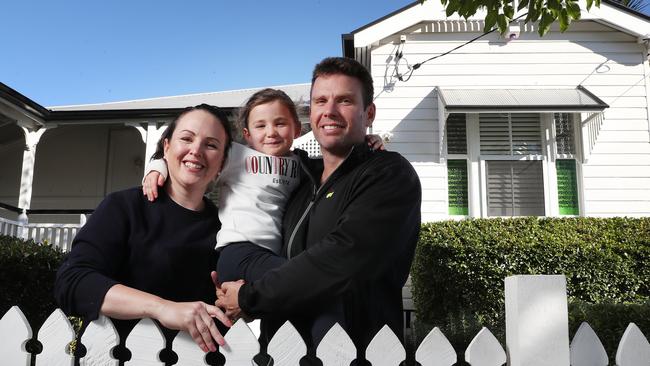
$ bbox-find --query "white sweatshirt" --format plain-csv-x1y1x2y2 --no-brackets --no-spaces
146,142,301,254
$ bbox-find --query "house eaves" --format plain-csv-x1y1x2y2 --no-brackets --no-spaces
0,82,49,130
346,0,649,49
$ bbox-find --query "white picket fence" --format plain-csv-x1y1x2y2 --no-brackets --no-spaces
1,306,648,366
0,215,85,252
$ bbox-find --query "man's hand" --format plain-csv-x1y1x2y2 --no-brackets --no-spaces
215,279,245,321
142,170,165,201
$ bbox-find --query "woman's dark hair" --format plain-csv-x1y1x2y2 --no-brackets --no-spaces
237,88,301,133
311,57,374,108
150,104,233,162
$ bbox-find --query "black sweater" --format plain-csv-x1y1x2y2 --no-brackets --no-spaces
54,187,220,338
238,143,422,352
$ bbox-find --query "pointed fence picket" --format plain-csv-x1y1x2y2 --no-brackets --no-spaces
2,306,649,366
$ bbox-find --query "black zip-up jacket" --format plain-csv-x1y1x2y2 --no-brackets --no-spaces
238,143,421,353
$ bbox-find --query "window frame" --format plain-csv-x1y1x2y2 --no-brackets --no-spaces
444,112,584,218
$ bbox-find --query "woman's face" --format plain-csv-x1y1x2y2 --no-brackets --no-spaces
164,109,228,192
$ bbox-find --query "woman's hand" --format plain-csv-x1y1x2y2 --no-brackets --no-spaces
366,134,386,151
142,171,165,201
153,300,232,353
101,284,232,353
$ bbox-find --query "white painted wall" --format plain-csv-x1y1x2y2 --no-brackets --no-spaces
370,20,650,221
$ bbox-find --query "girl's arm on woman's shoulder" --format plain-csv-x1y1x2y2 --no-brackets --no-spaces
142,159,168,201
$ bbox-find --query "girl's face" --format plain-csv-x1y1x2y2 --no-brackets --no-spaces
243,100,301,156
164,109,227,192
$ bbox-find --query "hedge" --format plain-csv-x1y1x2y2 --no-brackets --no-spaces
0,235,65,328
411,217,650,361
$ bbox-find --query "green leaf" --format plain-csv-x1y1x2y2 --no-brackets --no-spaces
446,0,461,17
559,8,570,32
497,14,508,34
504,5,515,19
518,0,530,11
586,0,594,11
485,9,498,32
567,1,581,20
538,9,555,36
526,0,541,22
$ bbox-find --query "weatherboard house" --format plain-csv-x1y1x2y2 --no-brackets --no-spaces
1,0,649,247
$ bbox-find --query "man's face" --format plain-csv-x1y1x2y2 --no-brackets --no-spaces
310,73,375,158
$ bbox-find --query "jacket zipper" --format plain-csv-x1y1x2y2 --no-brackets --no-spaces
287,147,357,259
287,166,320,259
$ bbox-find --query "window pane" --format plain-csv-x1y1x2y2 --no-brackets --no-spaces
487,160,545,216
479,113,542,155
554,113,576,155
480,113,511,155
447,159,469,215
556,159,579,215
446,114,467,155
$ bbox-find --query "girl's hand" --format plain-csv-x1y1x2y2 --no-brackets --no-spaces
366,134,386,151
153,300,232,353
142,171,165,201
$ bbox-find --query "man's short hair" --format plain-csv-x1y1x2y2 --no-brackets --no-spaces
311,57,374,108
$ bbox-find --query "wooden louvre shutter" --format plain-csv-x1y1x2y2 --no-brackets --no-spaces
511,113,542,155
486,160,545,216
480,113,510,155
446,113,467,155
556,159,579,215
480,113,542,155
447,159,469,215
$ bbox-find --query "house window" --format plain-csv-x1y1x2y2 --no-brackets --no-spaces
556,159,579,215
554,113,579,215
480,113,542,155
445,112,580,217
446,114,468,215
486,160,545,216
448,160,469,215
554,113,575,155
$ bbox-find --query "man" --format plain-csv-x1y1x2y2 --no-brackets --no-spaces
217,57,421,360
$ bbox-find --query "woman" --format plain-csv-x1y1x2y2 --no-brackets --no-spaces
55,104,233,354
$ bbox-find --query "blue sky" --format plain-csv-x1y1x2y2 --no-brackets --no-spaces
3,0,649,107
3,0,406,107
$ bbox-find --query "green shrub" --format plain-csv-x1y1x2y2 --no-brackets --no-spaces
569,301,650,359
411,217,650,359
0,235,65,329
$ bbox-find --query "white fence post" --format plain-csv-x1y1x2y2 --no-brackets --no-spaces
505,275,570,366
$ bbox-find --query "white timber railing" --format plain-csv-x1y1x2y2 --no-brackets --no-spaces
0,214,86,252
292,131,321,157
1,276,649,365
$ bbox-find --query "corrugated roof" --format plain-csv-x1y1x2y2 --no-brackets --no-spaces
437,86,608,112
49,83,311,111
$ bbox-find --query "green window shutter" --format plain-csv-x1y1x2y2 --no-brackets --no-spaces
556,159,579,215
447,159,469,215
